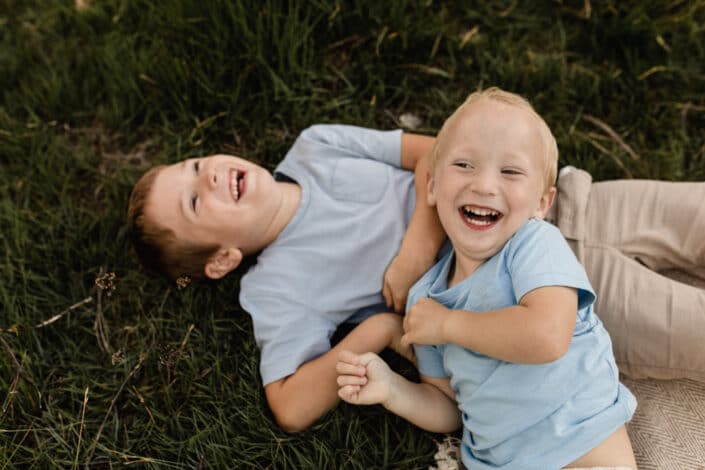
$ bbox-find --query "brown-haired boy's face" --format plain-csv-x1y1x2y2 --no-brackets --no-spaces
146,154,282,257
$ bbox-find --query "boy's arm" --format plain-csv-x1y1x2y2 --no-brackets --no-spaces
383,133,446,312
402,286,577,364
337,351,461,433
264,313,408,433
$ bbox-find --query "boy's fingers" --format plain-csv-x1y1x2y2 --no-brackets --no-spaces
338,350,360,365
336,374,367,387
395,293,407,313
338,385,360,403
400,334,412,348
358,351,382,367
382,282,392,308
336,361,366,377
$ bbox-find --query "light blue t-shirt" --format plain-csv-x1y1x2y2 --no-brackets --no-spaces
411,219,637,470
239,125,415,385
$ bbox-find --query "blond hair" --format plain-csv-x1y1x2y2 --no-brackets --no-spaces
429,87,558,191
127,165,219,280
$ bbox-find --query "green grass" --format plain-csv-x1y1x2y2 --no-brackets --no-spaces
1,0,704,467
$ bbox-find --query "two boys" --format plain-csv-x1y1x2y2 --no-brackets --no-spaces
128,87,705,446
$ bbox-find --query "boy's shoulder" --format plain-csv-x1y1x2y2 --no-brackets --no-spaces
296,124,375,146
508,218,563,250
500,218,574,272
279,124,405,181
521,217,559,234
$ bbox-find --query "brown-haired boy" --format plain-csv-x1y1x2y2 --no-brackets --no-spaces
128,125,444,431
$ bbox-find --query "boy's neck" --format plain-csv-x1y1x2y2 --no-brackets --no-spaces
449,252,485,288
257,180,301,251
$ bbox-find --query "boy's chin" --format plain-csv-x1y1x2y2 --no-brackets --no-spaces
452,235,509,261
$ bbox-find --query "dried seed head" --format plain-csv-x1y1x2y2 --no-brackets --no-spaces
175,275,191,290
95,272,116,296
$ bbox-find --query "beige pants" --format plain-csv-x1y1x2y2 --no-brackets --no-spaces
548,168,705,382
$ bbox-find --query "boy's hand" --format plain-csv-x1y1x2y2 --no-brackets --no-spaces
336,351,393,406
383,251,430,313
401,297,450,347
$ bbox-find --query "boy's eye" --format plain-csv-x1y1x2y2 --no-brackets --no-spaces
194,160,200,173
454,162,471,169
502,168,523,175
191,195,198,212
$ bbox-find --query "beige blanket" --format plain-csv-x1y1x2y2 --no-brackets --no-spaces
624,377,705,469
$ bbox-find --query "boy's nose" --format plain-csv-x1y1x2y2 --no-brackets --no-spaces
201,168,218,190
470,172,497,196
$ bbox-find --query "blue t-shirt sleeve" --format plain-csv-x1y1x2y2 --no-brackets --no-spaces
507,220,595,310
414,344,449,378
297,124,403,167
239,290,336,386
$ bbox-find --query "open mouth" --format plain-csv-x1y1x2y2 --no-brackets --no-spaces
459,205,503,229
229,169,246,202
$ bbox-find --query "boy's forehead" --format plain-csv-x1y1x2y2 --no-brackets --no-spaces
147,164,185,227
462,97,534,125
445,99,539,146
440,99,548,168
154,163,181,195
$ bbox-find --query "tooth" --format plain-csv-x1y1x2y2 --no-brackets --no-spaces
230,172,239,201
464,207,498,217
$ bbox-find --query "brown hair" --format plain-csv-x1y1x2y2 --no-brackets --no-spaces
429,87,558,191
127,165,219,280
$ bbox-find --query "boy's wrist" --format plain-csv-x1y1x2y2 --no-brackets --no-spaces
441,309,461,344
382,370,403,410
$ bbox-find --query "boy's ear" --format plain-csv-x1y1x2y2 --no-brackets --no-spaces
426,171,437,206
204,248,243,280
534,186,557,219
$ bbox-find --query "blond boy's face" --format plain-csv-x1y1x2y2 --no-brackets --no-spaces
428,98,555,278
146,154,281,257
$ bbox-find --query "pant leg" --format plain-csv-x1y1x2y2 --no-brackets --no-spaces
581,242,705,381
586,179,705,281
553,169,705,382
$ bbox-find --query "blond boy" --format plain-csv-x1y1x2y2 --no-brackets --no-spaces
337,88,638,469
